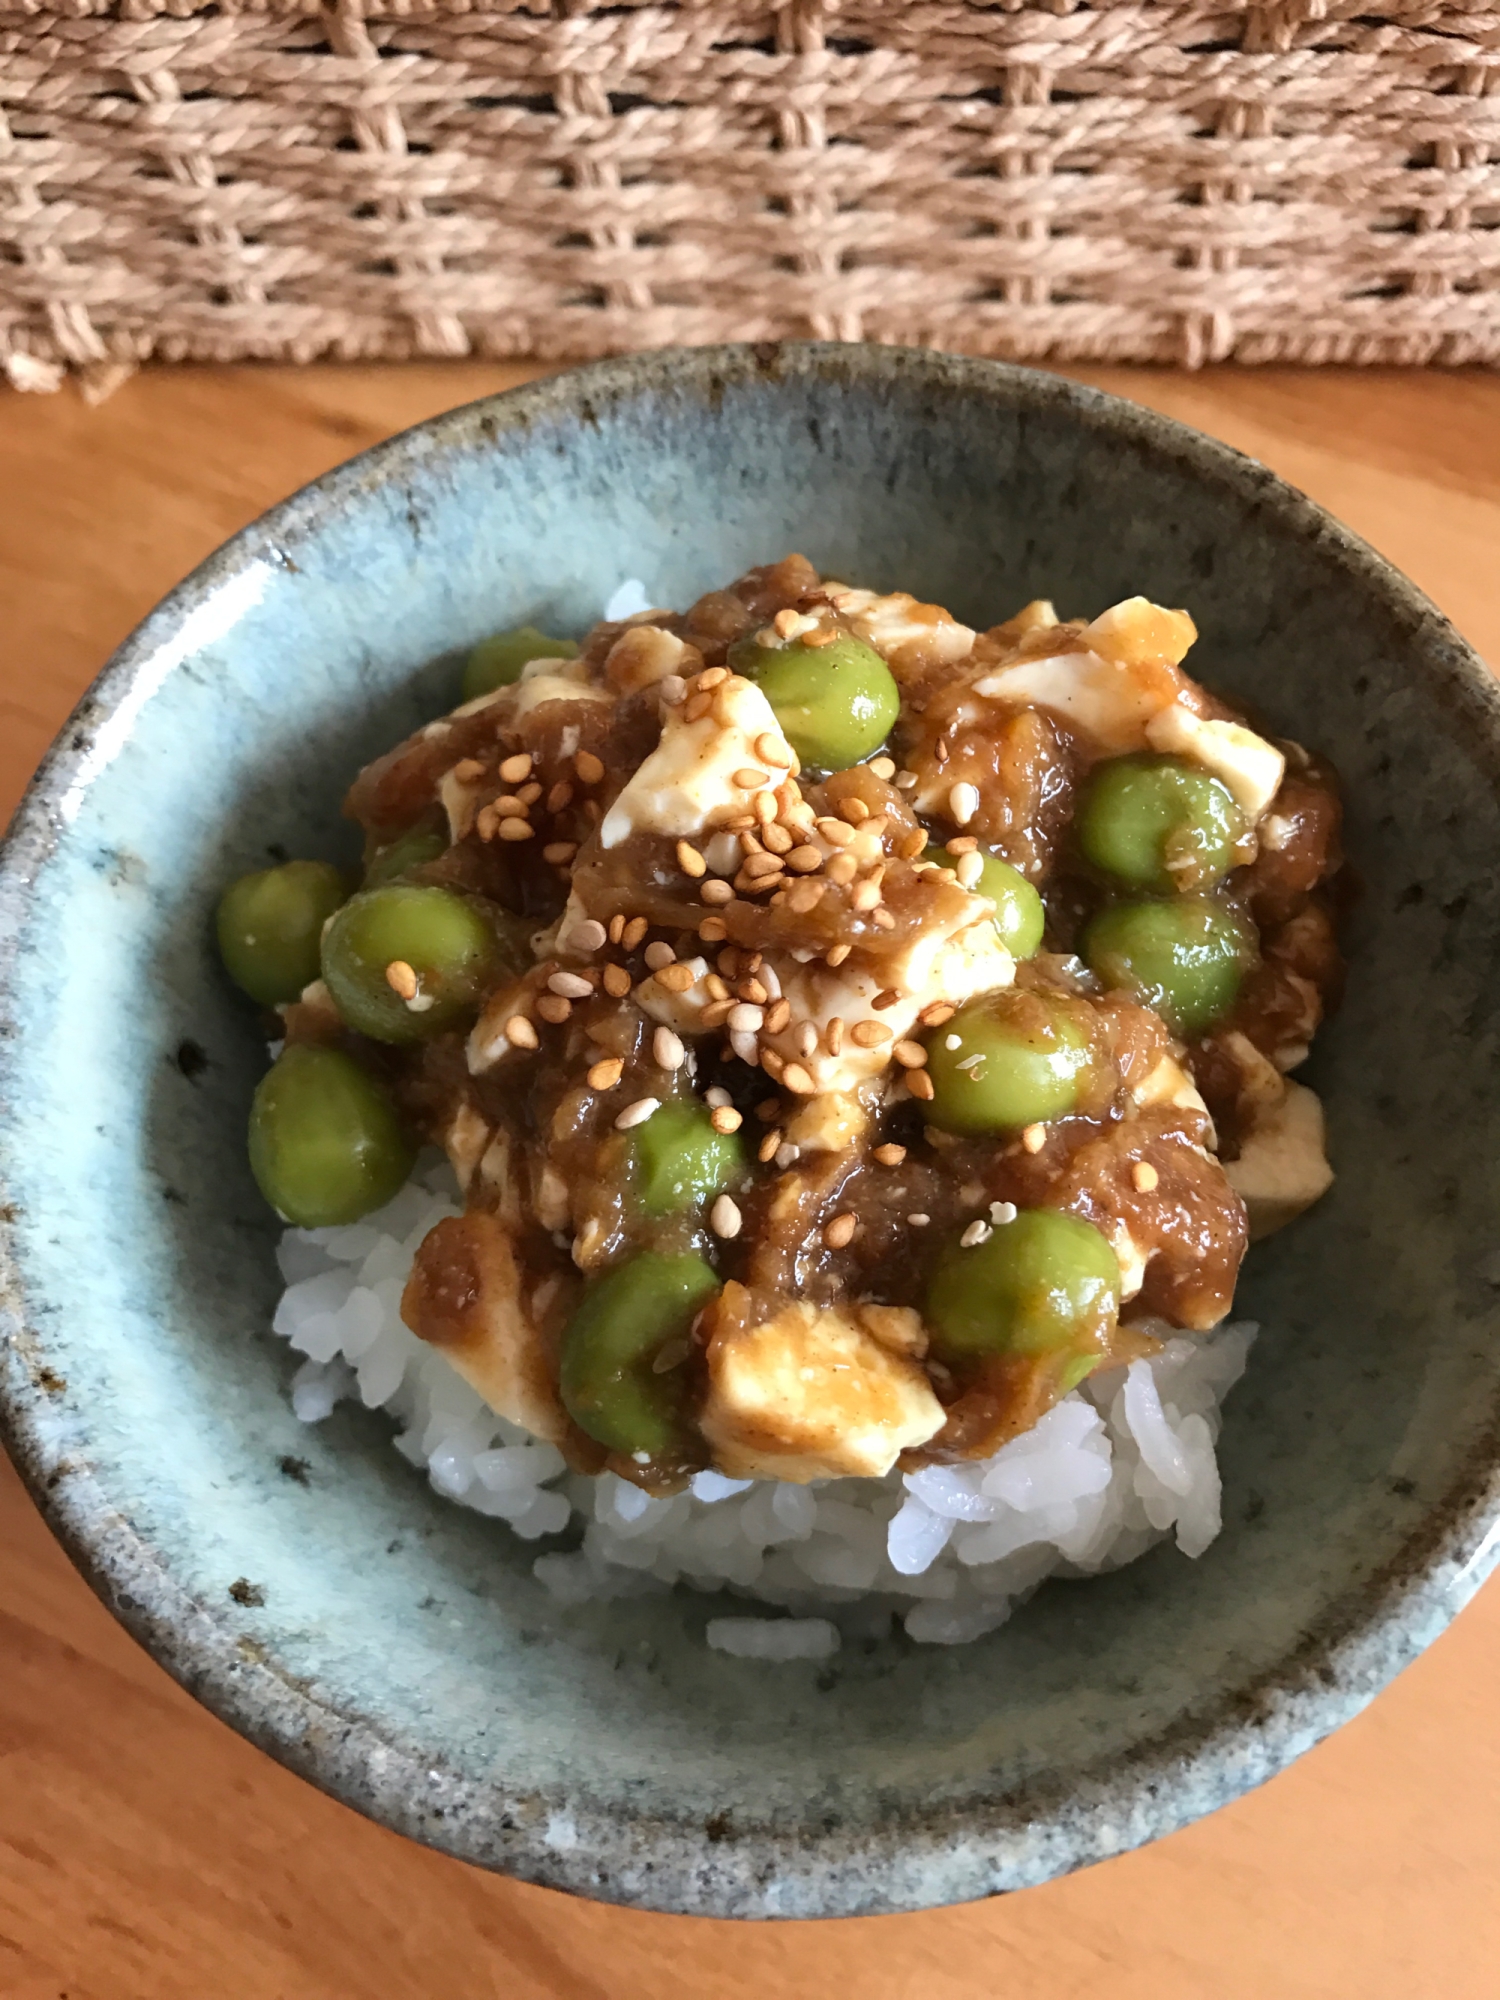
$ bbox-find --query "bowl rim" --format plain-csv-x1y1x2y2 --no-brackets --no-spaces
4,340,1500,1919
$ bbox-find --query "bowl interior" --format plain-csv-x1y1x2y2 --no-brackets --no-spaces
4,347,1500,1918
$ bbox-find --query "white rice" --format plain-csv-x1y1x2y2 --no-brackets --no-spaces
270,1167,1255,1656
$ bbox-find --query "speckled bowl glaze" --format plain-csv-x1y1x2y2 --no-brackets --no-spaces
3,346,1500,1920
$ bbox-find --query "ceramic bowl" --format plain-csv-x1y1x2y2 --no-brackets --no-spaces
4,345,1500,1920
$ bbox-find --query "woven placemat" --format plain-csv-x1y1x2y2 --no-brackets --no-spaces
2,0,1497,386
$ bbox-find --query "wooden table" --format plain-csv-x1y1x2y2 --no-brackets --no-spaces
3,361,1499,1999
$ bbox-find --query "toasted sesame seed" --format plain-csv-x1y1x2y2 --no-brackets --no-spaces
949,781,980,825
497,816,533,842
761,822,794,855
840,797,871,824
824,1212,857,1250
874,1143,907,1166
696,665,729,690
683,690,714,722
758,1128,782,1163
727,1003,765,1033
536,993,572,1024
872,989,902,1010
893,827,922,860
676,840,707,878
919,1001,956,1028
1133,1161,1160,1193
907,1069,936,1101
607,914,626,944
504,1014,539,1050
574,750,606,785
615,1096,660,1131
756,732,793,768
945,835,979,855
384,959,418,1000
732,767,769,791
892,1040,928,1068
760,1047,787,1079
1021,1122,1047,1154
517,781,543,807
743,851,784,879
602,963,632,998
492,794,528,817
587,1056,624,1089
498,752,533,784
763,997,792,1034
738,977,769,1005
817,818,855,847
754,791,778,825
710,1105,742,1135
771,609,801,639
795,1020,818,1058
956,850,984,890
644,940,676,971
825,943,852,967
935,738,950,766
907,1212,931,1227
656,961,696,993
850,1020,892,1048
961,1220,992,1248
990,1201,1018,1224
548,971,594,999
825,853,858,886
872,908,896,930
453,758,486,782
851,880,883,913
702,999,736,1029
698,915,729,943
653,1026,686,1070
710,1194,743,1239
622,916,649,949
870,756,896,780
652,1338,690,1374
787,880,826,915
738,829,765,858
826,1016,845,1055
701,880,735,906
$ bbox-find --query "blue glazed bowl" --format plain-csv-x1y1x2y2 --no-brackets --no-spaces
4,346,1500,1919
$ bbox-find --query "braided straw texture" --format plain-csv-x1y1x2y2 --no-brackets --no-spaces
2,0,1498,378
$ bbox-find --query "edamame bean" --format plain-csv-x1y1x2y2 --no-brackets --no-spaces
924,990,1093,1134
248,1044,414,1227
925,845,1045,958
1077,753,1245,894
321,885,507,1042
363,825,448,888
1083,893,1254,1038
926,1209,1120,1362
634,1101,744,1217
216,860,346,1006
462,626,577,703
730,630,899,770
559,1251,721,1456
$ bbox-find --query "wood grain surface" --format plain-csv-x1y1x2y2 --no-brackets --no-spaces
2,361,1499,2000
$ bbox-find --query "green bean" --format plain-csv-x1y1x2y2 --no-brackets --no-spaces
924,989,1093,1134
1077,753,1245,894
248,1044,414,1227
730,630,899,770
462,626,577,703
321,885,511,1043
634,1101,744,1217
925,845,1045,958
559,1251,721,1456
926,1209,1121,1361
1083,893,1255,1038
216,860,347,1007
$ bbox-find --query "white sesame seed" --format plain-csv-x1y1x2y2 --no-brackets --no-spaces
705,1086,732,1108
727,1003,765,1033
774,1142,801,1170
907,1213,931,1227
955,850,984,890
990,1200,1018,1225
568,918,608,953
405,993,436,1013
659,674,687,706
949,781,980,826
614,1097,660,1131
710,1194,743,1239
795,1021,818,1058
960,1220,992,1248
548,970,595,999
643,941,676,971
758,961,782,1001
730,1029,760,1066
653,1026,686,1070
956,1052,986,1072
1260,813,1293,851
944,1033,962,1051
